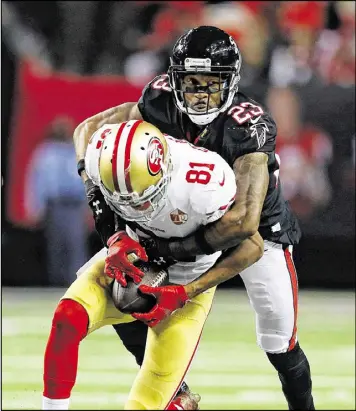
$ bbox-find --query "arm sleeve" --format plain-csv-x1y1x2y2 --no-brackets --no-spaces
232,114,277,163
229,112,277,167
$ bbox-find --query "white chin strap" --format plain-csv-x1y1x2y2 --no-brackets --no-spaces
188,111,220,125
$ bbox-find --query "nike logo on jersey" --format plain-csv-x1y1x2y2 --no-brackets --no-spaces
218,172,225,186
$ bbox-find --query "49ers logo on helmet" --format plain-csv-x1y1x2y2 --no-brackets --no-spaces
147,137,164,175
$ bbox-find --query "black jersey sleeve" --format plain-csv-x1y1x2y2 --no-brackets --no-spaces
224,105,277,166
137,74,178,134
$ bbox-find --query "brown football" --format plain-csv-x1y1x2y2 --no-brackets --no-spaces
111,262,169,314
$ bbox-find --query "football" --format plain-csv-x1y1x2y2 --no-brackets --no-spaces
111,262,169,314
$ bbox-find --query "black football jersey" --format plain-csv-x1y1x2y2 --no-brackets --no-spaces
138,74,301,245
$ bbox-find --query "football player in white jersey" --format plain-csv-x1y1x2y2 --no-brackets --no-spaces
85,120,237,287
42,120,264,410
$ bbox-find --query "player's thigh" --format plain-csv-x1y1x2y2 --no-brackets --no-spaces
240,242,298,353
125,286,216,410
62,252,134,334
146,287,216,373
76,247,107,277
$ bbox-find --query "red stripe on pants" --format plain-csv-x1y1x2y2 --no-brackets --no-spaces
284,246,298,351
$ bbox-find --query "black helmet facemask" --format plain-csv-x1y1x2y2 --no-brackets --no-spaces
168,27,242,126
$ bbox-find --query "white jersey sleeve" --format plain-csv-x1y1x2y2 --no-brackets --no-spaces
163,139,237,286
189,150,236,225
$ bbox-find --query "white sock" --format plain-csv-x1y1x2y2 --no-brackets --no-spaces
42,396,70,410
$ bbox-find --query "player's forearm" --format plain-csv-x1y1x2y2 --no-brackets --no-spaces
165,207,256,260
203,206,253,248
183,232,264,299
80,170,89,183
166,153,269,258
73,102,139,163
203,153,269,249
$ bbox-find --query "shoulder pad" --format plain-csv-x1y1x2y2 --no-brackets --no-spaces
190,154,236,216
149,74,172,93
221,96,277,154
142,74,172,99
138,74,176,132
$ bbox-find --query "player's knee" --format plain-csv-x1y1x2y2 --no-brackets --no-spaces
149,362,175,379
143,352,178,379
247,285,277,318
257,333,291,354
52,299,88,339
149,337,192,378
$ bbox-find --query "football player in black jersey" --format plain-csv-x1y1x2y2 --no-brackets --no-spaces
74,26,314,410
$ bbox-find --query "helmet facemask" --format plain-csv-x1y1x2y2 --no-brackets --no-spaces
100,151,173,223
168,58,241,125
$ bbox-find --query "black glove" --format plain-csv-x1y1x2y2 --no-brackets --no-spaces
85,179,117,247
140,236,201,265
139,237,178,267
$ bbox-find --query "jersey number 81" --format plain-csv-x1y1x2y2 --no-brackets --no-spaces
186,162,215,185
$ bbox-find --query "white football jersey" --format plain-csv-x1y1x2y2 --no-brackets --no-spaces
85,132,236,285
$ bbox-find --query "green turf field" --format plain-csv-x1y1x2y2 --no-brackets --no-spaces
1,287,355,410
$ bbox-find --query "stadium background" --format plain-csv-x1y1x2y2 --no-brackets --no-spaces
1,1,355,410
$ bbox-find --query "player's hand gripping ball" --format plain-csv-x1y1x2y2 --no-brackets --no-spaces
132,284,189,327
112,261,169,314
105,231,148,286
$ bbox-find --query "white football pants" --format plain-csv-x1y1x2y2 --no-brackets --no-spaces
240,241,298,354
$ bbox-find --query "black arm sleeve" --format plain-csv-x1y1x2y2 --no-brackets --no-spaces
84,179,124,247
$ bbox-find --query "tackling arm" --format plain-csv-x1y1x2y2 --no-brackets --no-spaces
132,231,264,327
74,102,142,182
202,152,269,250
76,103,142,247
184,232,264,298
150,152,269,260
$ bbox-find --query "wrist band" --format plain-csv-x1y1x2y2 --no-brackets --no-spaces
77,159,86,176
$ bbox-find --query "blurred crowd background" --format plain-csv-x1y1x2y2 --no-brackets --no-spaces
1,1,355,289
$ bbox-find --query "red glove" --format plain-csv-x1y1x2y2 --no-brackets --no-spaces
105,231,148,286
132,284,189,327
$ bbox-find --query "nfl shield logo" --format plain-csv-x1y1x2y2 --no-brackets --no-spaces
170,209,188,225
